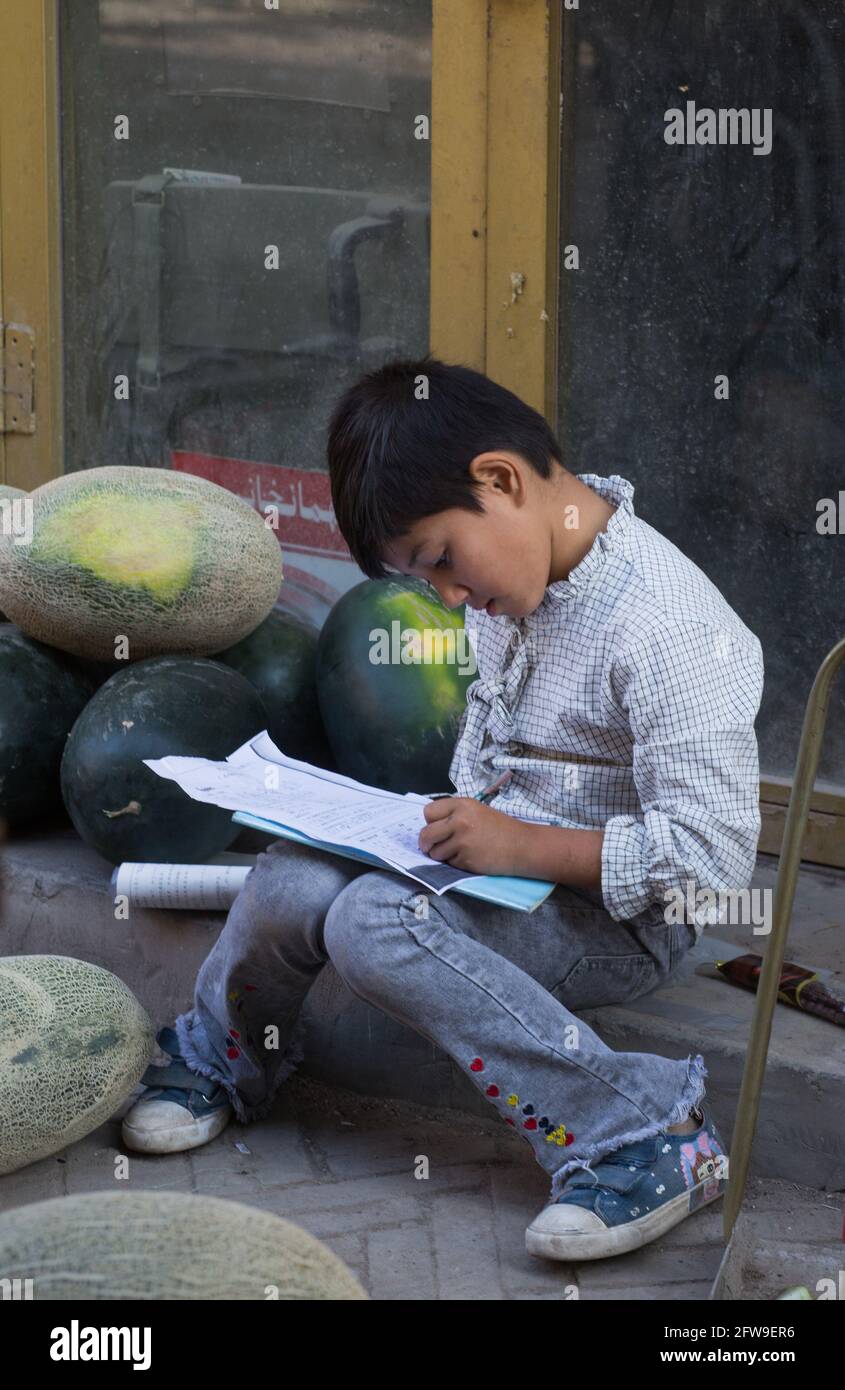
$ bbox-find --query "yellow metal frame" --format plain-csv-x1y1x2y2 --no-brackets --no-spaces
430,1,487,371
724,635,845,1239
431,0,562,423
0,0,62,489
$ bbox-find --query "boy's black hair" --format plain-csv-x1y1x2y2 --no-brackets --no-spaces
326,353,564,580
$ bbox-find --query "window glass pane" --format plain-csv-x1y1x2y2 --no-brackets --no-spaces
59,0,431,622
558,2,844,785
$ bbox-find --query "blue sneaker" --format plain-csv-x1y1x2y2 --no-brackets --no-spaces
121,1026,232,1155
525,1104,728,1261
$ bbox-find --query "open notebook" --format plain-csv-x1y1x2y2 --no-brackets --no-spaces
143,729,558,914
230,810,558,913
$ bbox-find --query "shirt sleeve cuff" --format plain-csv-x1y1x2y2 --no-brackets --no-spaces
600,815,656,920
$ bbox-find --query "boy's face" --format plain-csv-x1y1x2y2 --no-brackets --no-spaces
380,452,556,620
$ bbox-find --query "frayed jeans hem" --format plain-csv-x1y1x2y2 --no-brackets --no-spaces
173,1010,309,1126
547,1052,709,1203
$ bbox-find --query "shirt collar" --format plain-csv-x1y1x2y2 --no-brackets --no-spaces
531,473,636,614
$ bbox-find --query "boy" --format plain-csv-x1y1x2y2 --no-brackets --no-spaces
122,356,764,1263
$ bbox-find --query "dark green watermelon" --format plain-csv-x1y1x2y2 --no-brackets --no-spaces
60,656,267,864
62,653,127,695
315,578,476,794
214,608,335,769
0,623,97,827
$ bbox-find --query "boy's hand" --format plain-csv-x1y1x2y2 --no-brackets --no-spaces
419,797,525,876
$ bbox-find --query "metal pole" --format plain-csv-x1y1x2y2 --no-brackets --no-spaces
724,636,845,1240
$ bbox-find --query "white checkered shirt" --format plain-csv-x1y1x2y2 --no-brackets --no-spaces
448,473,764,935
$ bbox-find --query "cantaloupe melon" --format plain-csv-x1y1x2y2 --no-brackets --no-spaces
0,956,154,1175
0,1192,369,1299
0,466,283,662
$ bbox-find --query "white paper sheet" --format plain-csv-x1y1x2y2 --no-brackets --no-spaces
144,731,476,894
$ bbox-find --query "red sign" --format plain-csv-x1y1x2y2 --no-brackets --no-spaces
171,450,350,560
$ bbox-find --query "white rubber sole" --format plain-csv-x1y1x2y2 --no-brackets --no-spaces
525,1179,726,1261
121,1099,233,1155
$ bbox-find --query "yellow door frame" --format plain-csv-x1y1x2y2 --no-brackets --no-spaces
0,0,62,491
431,0,562,423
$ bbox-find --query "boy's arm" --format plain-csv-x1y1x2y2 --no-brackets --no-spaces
512,823,605,889
593,621,764,924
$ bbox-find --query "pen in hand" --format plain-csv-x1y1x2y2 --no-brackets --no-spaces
420,771,514,864
428,769,513,805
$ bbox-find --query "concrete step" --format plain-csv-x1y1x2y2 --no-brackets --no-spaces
2,822,843,1190
711,1178,844,1300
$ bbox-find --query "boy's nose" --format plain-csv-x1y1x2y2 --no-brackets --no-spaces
431,581,469,611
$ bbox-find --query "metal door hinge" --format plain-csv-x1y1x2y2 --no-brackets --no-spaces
0,323,35,434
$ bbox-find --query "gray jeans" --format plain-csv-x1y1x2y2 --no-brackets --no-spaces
174,840,706,1202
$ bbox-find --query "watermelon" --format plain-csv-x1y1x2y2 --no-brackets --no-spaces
0,956,154,1176
0,624,96,828
0,1192,368,1300
215,607,335,768
60,655,267,863
315,578,476,793
0,465,283,662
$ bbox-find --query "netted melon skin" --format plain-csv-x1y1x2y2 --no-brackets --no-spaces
0,956,155,1176
0,466,283,662
0,1191,369,1300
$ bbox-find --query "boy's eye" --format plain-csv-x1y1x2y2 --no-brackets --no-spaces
434,551,449,569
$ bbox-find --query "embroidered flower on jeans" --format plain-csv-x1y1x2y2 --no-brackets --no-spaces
472,1065,576,1149
545,1124,575,1147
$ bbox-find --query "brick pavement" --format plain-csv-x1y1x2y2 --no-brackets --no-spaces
0,1072,746,1300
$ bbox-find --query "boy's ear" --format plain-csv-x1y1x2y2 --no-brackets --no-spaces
467,452,519,489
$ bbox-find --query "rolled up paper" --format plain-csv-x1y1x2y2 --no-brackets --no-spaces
111,861,253,910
